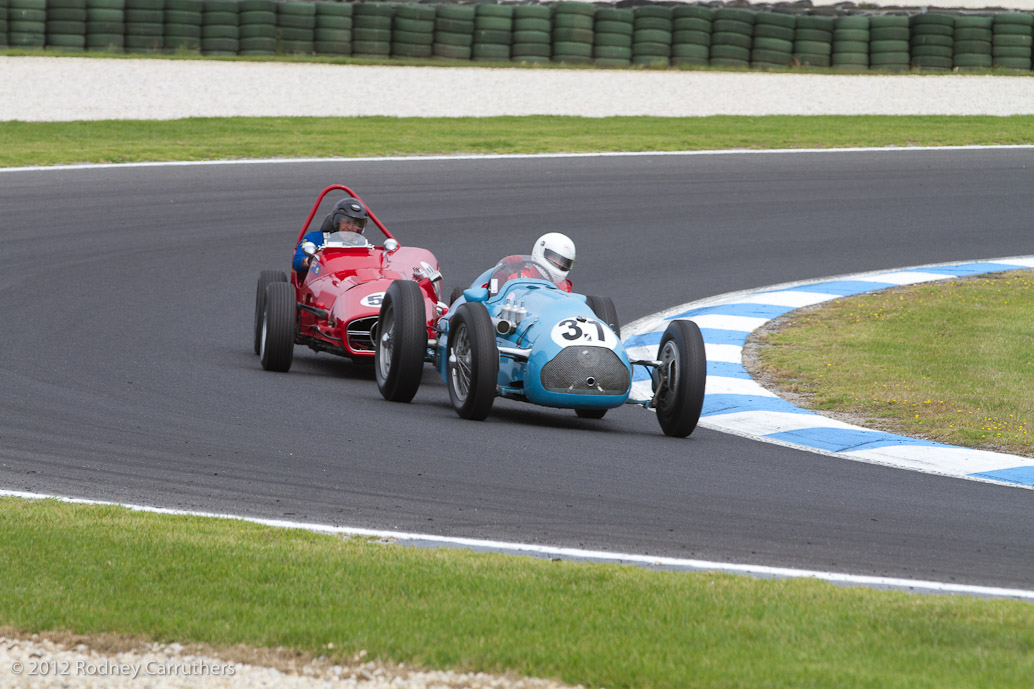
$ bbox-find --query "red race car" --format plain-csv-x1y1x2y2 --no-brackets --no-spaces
253,185,444,390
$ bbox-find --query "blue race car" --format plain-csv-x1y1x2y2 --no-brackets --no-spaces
373,255,706,437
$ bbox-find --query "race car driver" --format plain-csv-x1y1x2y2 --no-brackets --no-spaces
293,198,369,278
488,233,577,293
531,232,576,292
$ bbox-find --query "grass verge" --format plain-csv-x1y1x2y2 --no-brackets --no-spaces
750,270,1034,457
2,115,1034,168
3,497,1034,689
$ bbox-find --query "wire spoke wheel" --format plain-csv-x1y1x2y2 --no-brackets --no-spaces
374,280,427,403
377,300,395,381
449,322,472,402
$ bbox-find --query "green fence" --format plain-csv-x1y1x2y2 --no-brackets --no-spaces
4,1,1033,73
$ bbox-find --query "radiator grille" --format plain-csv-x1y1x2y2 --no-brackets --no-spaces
346,316,378,352
540,346,629,395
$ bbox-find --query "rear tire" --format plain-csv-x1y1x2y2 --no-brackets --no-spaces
259,282,296,372
447,302,498,420
585,295,620,337
254,269,287,354
375,280,428,403
654,320,706,437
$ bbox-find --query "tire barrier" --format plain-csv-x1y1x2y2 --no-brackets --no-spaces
86,0,124,52
868,14,909,71
164,0,200,53
46,0,86,51
314,0,348,56
710,6,753,68
351,1,389,57
276,0,313,55
433,3,472,60
511,3,549,64
4,1,1032,75
552,0,593,65
670,4,709,68
473,2,510,62
832,14,867,70
953,13,992,70
752,10,794,69
631,4,670,67
392,2,431,58
794,14,833,68
125,0,163,54
910,12,954,71
237,0,275,56
993,12,1033,71
10,0,46,48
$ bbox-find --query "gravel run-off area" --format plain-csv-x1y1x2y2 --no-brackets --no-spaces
2,56,1034,121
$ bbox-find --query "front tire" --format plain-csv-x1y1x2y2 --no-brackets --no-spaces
259,282,296,372
576,408,607,419
447,302,498,420
585,295,620,337
254,269,287,354
654,320,706,437
449,285,465,306
375,280,428,403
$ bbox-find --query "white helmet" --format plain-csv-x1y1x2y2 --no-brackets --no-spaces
531,232,576,283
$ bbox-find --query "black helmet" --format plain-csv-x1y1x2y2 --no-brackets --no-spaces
328,198,368,234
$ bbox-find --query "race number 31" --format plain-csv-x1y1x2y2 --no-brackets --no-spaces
550,318,616,348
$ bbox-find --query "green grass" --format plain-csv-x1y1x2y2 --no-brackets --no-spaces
2,115,1034,167
752,271,1034,457
3,497,1034,689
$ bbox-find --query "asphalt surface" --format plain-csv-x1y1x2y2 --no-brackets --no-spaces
2,149,1033,589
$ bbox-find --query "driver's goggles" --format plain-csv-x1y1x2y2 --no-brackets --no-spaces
339,217,368,231
544,248,574,272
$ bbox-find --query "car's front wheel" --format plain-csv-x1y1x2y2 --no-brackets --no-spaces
375,280,428,403
654,319,706,437
447,302,498,420
259,282,296,372
585,295,620,337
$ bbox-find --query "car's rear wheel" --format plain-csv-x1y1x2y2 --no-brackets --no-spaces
447,302,498,420
575,408,607,419
254,269,287,354
375,280,428,403
260,282,296,372
654,319,706,437
585,295,620,337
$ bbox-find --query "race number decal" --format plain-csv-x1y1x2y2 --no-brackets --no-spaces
360,292,385,308
550,318,617,349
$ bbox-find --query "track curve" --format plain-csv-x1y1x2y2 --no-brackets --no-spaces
2,149,1033,588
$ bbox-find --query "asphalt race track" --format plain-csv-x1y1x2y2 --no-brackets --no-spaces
2,148,1033,590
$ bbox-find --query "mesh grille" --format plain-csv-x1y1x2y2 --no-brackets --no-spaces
540,346,629,395
346,316,378,352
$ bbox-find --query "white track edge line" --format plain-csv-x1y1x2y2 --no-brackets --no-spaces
3,144,1033,173
3,488,1032,601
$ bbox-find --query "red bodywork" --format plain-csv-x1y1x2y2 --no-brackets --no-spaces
290,185,442,359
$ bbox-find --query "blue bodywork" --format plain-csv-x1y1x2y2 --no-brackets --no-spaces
434,262,635,412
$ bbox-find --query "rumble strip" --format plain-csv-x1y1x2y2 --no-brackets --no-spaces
623,255,1034,490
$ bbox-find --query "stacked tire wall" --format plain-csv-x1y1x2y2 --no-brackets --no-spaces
2,1,1033,74
46,0,86,50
